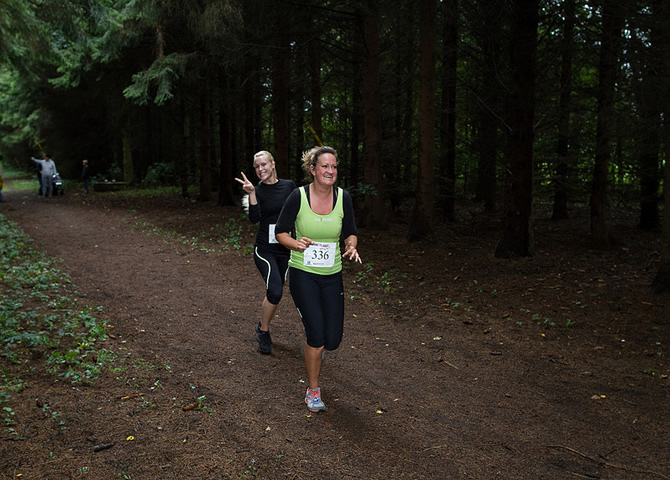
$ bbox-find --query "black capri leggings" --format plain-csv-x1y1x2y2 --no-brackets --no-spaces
288,267,344,351
254,247,290,305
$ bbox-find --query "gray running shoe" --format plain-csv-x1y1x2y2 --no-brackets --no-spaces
256,323,271,354
305,387,326,412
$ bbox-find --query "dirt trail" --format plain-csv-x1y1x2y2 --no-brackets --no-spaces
0,189,668,479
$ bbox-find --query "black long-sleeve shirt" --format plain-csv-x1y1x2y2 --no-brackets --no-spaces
249,178,297,251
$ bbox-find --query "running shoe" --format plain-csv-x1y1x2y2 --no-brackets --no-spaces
305,387,326,412
256,322,272,354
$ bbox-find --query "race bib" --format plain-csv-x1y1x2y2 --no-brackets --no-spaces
304,242,336,267
268,224,278,244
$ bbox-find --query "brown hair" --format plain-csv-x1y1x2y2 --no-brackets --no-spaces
301,146,337,175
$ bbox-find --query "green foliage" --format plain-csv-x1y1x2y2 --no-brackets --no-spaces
123,53,191,106
348,183,378,198
143,162,175,186
92,164,123,183
196,395,214,413
44,1,129,89
352,262,374,287
3,406,16,433
380,270,406,294
0,68,42,153
0,0,42,67
213,216,253,251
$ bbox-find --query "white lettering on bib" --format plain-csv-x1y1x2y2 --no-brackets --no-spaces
304,242,336,267
268,224,278,244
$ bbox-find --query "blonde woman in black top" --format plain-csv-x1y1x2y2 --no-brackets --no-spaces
236,151,297,354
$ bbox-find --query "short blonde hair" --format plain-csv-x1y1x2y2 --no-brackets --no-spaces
301,146,337,175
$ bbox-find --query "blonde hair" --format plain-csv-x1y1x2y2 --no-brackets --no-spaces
253,150,274,163
301,146,337,176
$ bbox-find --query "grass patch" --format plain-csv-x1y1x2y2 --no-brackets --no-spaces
1,166,40,193
101,185,194,198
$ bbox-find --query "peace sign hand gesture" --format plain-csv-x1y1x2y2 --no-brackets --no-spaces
235,172,255,195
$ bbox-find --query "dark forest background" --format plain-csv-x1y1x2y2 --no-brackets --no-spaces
0,0,668,289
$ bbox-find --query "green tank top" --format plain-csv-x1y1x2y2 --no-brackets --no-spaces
289,186,344,275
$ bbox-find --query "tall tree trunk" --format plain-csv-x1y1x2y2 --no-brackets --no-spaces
477,66,498,212
651,123,670,293
590,0,622,245
495,0,538,259
408,0,437,241
243,53,257,164
552,0,575,221
121,104,135,185
179,97,190,198
198,76,212,202
438,0,458,222
651,0,670,293
272,12,290,178
218,71,235,206
638,0,662,230
351,59,363,193
308,4,323,144
362,0,386,230
638,97,661,230
475,3,502,213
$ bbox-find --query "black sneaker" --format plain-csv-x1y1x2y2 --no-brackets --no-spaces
256,323,272,354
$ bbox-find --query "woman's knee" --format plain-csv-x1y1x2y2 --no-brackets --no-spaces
324,337,342,351
266,288,283,305
306,333,325,349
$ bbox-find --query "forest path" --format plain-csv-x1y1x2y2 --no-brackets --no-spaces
0,188,667,479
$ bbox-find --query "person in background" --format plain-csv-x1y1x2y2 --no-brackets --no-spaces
31,154,57,197
82,159,90,194
235,151,297,354
275,145,361,413
33,153,45,195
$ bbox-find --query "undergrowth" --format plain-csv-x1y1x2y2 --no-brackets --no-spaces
127,213,254,253
0,214,115,407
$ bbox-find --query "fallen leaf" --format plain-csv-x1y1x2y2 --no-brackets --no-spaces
120,393,145,401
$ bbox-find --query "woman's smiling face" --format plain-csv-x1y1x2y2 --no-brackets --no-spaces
253,154,275,183
311,153,337,186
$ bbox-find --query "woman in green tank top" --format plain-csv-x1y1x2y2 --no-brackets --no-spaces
275,146,361,412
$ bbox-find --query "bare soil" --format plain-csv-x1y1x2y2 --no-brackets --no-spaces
0,185,668,480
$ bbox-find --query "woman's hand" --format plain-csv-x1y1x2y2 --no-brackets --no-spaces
343,239,362,263
234,172,255,195
276,233,312,252
295,236,313,252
